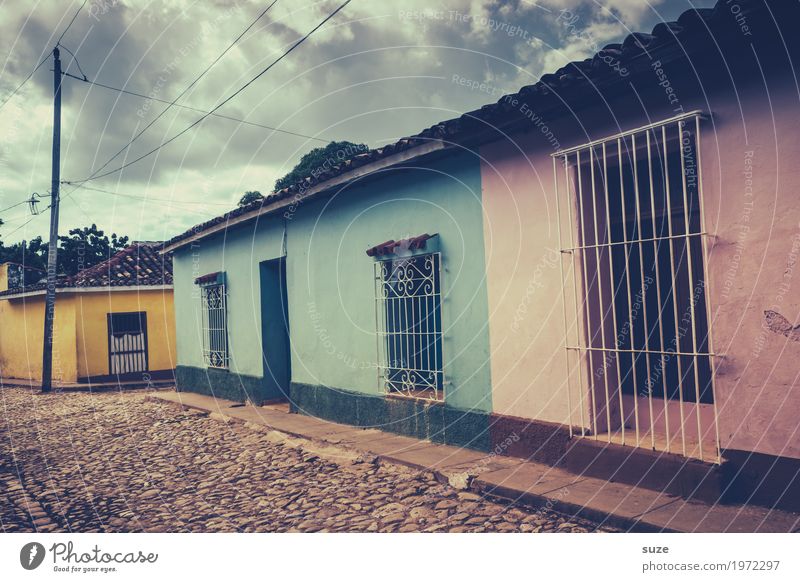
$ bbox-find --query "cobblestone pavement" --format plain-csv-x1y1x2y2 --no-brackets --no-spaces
0,387,617,533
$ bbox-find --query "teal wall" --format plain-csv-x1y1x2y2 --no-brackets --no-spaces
172,214,285,387
173,151,493,412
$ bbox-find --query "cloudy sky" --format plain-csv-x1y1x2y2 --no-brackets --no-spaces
0,0,716,244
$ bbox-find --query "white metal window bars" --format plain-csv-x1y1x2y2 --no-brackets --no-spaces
201,282,229,369
552,110,721,463
374,252,444,401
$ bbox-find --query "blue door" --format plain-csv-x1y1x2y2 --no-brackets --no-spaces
259,258,291,401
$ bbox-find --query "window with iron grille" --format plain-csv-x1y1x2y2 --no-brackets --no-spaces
200,281,229,369
374,252,443,401
553,111,720,462
107,312,148,375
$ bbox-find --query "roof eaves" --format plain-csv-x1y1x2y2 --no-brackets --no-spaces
0,284,173,300
163,138,451,253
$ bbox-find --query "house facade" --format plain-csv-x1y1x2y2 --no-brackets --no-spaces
0,244,176,384
170,151,495,447
165,0,800,511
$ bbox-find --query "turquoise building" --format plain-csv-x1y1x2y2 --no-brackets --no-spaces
166,148,495,449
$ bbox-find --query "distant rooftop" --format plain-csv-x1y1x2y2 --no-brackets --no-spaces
0,243,173,298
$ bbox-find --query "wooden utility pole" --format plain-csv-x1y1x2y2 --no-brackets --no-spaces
41,47,62,393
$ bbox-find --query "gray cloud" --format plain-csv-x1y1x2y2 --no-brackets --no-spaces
0,0,715,244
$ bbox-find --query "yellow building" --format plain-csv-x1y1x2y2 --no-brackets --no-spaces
0,244,175,385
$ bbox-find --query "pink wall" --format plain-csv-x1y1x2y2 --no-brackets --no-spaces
700,81,800,459
479,129,587,428
480,77,800,460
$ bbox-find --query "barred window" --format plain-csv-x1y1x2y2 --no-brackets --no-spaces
198,276,229,369
553,111,719,462
374,252,443,401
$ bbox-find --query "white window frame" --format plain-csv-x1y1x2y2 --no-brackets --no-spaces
374,251,444,402
200,279,229,369
552,110,721,463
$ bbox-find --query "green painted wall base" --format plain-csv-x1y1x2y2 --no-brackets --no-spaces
176,365,270,404
290,382,491,452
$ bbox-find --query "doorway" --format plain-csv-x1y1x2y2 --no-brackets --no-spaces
259,258,291,401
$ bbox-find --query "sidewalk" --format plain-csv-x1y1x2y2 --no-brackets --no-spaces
149,390,800,533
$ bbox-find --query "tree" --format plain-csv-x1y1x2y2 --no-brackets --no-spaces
0,218,48,271
0,224,129,277
274,141,368,191
0,236,47,272
238,190,264,207
56,225,129,276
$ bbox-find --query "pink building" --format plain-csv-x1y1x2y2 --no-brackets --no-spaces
476,0,799,511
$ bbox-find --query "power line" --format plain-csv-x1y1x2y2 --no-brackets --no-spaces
61,182,235,206
58,186,216,219
0,211,35,224
0,2,90,223
58,43,89,82
3,182,84,237
78,0,281,183
1,185,132,238
2,0,269,230
0,54,50,112
0,199,32,214
1,205,52,237
69,0,353,185
0,0,89,112
62,73,328,142
56,0,90,45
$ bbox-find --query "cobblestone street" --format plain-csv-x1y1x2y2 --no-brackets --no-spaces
0,387,615,533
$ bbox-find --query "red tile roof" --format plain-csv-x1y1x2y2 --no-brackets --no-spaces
0,243,172,298
70,243,173,288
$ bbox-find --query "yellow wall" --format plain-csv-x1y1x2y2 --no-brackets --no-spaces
0,282,175,383
0,294,78,382
74,289,176,379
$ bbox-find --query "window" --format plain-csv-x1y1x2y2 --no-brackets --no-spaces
374,252,443,401
553,111,719,462
197,273,229,369
107,312,148,375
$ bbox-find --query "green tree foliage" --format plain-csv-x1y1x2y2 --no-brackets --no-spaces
56,225,129,276
0,223,129,276
237,190,264,207
0,236,47,271
274,141,368,191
